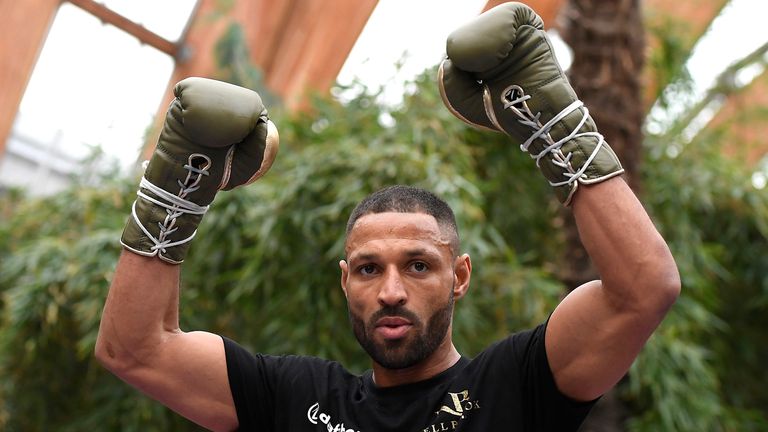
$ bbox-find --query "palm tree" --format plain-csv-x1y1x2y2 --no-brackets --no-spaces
557,0,768,430
551,2,646,430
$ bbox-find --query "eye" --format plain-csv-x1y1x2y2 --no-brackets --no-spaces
409,261,429,273
358,264,378,276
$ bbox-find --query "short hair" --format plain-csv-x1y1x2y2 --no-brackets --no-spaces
345,185,460,255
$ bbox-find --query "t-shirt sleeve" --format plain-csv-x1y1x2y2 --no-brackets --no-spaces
500,322,598,429
222,336,279,432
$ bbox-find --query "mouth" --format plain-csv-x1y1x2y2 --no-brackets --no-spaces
374,316,413,340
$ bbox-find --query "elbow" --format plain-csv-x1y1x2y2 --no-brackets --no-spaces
94,326,148,377
645,245,681,314
657,264,681,312
95,321,175,379
94,331,127,375
615,242,680,315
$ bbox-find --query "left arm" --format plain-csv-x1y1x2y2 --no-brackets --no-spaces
545,178,680,401
438,2,680,402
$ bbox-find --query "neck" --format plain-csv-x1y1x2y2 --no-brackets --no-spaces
371,336,461,388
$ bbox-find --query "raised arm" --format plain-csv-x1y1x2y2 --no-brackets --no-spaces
95,77,279,431
97,253,238,430
439,2,679,401
546,178,679,401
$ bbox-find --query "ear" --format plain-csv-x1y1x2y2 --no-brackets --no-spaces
339,260,350,299
453,254,472,300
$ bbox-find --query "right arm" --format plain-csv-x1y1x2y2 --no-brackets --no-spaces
95,252,238,431
95,77,279,431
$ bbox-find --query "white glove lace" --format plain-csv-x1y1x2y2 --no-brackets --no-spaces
131,154,211,255
502,85,607,187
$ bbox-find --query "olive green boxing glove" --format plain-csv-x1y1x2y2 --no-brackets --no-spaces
438,2,623,205
121,77,279,264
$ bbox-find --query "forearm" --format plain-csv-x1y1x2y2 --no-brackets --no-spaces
571,178,680,311
95,251,181,369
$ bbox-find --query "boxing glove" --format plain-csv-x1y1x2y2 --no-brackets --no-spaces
121,77,279,264
438,2,623,205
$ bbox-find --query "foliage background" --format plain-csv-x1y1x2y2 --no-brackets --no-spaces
1,13,767,432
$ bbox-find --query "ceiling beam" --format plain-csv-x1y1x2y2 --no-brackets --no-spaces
66,0,184,59
0,0,61,159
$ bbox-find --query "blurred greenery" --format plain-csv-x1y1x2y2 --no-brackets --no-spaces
1,16,768,432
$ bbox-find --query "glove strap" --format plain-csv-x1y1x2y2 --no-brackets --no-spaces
494,85,621,205
129,154,211,258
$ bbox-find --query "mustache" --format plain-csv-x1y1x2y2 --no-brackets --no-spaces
368,305,421,327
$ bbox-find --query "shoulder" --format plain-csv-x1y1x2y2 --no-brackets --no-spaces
455,322,554,394
473,323,546,365
222,336,356,383
456,323,596,429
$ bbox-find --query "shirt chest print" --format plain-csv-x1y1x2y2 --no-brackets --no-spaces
423,390,481,431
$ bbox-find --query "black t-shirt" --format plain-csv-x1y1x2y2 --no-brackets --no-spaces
223,323,596,431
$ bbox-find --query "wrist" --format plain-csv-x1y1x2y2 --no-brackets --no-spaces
121,155,212,264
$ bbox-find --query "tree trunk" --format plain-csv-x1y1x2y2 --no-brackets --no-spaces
560,0,646,288
558,0,646,430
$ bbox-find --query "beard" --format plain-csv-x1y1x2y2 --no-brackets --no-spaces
349,289,454,370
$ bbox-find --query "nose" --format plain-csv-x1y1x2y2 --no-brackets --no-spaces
377,267,407,307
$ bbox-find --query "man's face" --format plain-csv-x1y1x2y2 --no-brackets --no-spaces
340,212,469,370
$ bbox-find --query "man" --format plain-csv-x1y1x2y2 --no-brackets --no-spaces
95,3,680,431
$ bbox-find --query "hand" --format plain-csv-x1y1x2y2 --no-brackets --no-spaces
121,77,279,263
438,2,623,205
